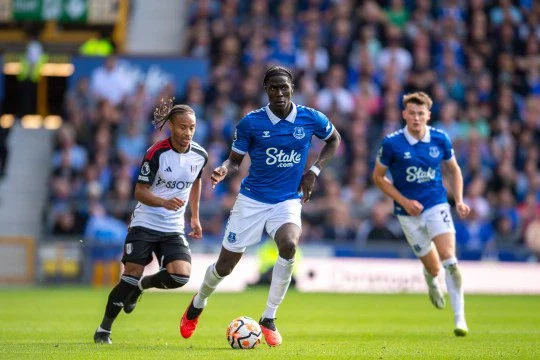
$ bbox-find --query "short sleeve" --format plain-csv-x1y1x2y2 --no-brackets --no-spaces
377,138,393,167
137,151,160,184
312,110,334,140
231,117,250,155
442,133,454,161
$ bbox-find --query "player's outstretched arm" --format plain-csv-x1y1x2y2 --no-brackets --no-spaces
372,161,423,216
443,157,470,219
134,183,185,211
211,151,244,188
188,178,203,239
300,129,341,203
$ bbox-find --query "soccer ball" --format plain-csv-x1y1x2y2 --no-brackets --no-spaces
226,316,262,349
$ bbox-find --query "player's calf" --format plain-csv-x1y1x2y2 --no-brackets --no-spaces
124,270,189,314
141,269,190,289
123,284,143,314
423,268,445,309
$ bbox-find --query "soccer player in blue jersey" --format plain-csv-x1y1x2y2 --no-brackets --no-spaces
372,92,471,336
180,66,341,346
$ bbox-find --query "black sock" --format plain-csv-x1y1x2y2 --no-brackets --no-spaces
187,302,203,320
141,269,189,289
141,269,170,289
100,274,140,331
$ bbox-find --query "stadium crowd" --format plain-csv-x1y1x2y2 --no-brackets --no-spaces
47,0,539,261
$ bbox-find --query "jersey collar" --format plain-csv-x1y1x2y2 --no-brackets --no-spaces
404,126,431,145
264,102,297,125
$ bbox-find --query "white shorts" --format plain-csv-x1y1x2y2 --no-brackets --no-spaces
397,203,455,257
222,194,302,253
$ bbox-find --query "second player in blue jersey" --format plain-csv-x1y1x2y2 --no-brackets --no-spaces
373,91,471,337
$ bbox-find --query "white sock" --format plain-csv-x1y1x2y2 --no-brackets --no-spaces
423,267,439,288
194,263,224,309
262,256,294,319
442,257,465,319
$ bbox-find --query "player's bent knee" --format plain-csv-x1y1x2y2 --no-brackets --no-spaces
215,263,234,277
162,272,190,289
278,240,297,260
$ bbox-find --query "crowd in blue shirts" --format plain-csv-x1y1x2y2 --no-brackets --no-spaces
47,0,540,261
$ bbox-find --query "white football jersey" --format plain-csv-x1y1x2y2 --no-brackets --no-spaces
131,138,208,233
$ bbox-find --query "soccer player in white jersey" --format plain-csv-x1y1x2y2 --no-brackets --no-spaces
94,101,208,344
180,66,341,346
372,92,471,336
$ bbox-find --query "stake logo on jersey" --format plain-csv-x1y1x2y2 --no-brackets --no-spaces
231,103,334,204
406,166,436,183
377,126,454,215
132,138,208,233
265,148,302,167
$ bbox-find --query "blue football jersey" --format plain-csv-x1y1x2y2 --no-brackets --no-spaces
232,103,334,204
377,126,454,215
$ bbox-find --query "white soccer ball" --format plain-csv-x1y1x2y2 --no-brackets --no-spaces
226,316,262,349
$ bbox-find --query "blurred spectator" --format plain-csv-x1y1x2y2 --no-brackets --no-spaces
52,125,88,172
17,35,47,116
323,203,357,243
524,219,540,261
454,207,494,257
490,215,521,252
296,35,329,77
90,56,131,106
378,25,412,85
84,202,126,252
385,0,409,29
316,64,354,115
357,201,402,245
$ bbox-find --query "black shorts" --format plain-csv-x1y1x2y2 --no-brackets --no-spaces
121,226,191,267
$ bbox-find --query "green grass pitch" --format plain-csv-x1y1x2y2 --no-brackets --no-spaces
0,287,538,359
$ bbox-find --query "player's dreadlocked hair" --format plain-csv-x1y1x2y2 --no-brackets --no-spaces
263,66,294,86
152,98,195,131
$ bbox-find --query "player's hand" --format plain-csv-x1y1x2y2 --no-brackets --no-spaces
455,201,471,219
162,197,185,211
189,218,202,239
403,199,424,216
299,170,317,203
211,166,228,188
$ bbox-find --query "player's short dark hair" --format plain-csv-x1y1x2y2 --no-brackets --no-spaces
263,66,294,86
402,91,433,110
153,98,195,131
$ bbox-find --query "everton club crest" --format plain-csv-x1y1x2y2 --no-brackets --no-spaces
293,126,305,139
429,146,440,158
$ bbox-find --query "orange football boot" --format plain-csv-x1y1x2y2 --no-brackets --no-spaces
180,294,204,339
259,318,282,346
